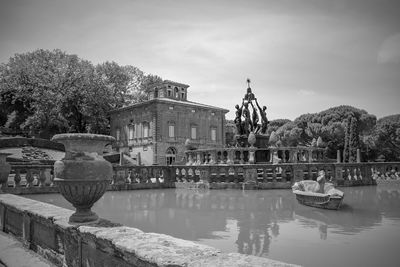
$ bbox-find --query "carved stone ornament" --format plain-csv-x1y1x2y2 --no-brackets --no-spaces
52,133,115,223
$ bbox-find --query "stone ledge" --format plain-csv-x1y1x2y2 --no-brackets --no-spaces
0,194,301,267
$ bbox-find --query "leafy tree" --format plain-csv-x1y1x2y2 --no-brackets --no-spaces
372,115,400,161
0,49,161,137
266,119,291,136
343,119,350,162
272,105,376,159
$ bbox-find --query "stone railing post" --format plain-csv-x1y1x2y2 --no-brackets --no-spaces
14,169,21,187
337,150,341,163
25,169,34,187
38,168,47,187
248,148,256,164
292,165,305,182
334,164,344,185
0,153,11,191
226,150,234,165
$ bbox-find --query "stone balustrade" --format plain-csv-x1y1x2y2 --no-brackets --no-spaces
110,165,175,190
2,161,400,194
185,146,328,165
2,163,57,194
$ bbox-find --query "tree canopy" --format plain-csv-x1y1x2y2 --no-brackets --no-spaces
0,49,161,138
271,105,378,159
370,114,400,161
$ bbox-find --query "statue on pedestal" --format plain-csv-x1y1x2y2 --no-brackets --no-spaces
233,78,270,148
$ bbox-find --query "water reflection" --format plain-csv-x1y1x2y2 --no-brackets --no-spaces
24,182,400,267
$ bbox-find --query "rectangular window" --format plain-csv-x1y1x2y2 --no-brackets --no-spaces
169,125,175,138
191,126,197,140
211,128,217,141
137,124,142,138
129,125,134,140
116,129,120,141
143,123,149,138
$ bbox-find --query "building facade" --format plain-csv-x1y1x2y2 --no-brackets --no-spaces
110,80,229,165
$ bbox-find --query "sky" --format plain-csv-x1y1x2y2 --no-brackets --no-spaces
0,0,399,121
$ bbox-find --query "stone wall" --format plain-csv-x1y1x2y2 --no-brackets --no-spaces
0,194,300,267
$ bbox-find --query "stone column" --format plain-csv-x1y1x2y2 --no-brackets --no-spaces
356,149,361,163
337,150,341,163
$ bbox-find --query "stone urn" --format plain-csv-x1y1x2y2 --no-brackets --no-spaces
51,133,115,223
0,153,12,192
248,131,256,148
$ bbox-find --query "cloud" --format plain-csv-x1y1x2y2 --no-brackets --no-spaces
297,89,316,96
377,33,400,64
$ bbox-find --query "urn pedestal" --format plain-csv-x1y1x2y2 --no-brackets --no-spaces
52,133,115,223
0,153,11,192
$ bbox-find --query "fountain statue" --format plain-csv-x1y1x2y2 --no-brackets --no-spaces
234,79,269,148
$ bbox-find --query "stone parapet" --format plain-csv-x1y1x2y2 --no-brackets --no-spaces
0,194,300,267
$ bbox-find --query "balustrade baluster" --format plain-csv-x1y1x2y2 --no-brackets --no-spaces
14,169,21,187
25,169,34,187
38,169,46,187
239,150,244,164
272,166,277,182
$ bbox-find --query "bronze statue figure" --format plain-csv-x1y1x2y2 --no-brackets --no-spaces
250,101,259,133
234,103,244,135
255,99,268,134
242,100,251,135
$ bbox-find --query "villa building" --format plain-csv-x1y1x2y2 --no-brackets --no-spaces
109,80,229,165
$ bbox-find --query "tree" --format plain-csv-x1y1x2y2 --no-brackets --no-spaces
0,49,160,137
271,106,376,159
349,117,360,162
343,119,350,162
372,115,400,161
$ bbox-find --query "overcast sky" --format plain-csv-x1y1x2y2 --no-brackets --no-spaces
1,0,399,120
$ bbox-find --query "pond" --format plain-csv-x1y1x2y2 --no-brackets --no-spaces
25,182,400,267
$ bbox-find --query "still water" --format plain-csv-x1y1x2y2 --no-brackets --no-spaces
26,182,400,267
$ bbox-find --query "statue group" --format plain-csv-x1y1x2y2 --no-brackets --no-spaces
234,80,269,138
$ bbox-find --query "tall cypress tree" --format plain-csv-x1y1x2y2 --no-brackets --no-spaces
349,117,360,162
343,119,350,162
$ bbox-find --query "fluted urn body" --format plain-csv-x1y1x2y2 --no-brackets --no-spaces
51,133,115,223
0,153,11,191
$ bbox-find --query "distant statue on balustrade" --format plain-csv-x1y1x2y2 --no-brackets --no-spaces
255,99,269,134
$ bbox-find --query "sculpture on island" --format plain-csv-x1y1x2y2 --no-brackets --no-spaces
52,133,115,223
234,79,269,147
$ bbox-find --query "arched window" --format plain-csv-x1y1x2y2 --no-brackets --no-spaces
166,147,177,165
